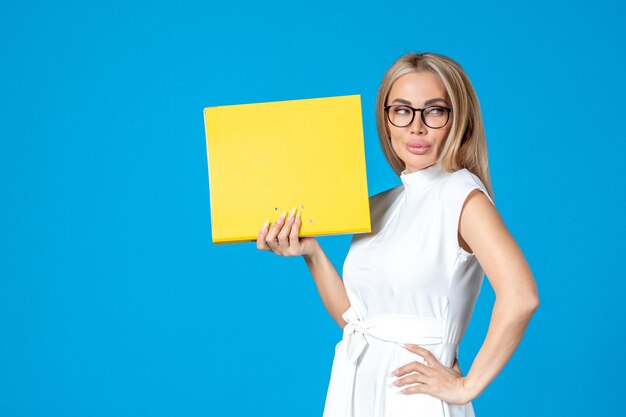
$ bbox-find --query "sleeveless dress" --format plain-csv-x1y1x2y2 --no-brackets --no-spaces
322,161,494,417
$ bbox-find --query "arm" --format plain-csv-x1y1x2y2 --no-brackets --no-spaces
257,208,350,329
303,241,350,329
392,189,539,403
458,189,540,400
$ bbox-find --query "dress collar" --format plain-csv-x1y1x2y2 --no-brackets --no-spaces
400,161,448,189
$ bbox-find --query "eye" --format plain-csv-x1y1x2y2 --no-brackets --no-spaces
393,106,411,116
426,107,446,116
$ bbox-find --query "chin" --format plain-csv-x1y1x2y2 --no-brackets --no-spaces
402,155,435,171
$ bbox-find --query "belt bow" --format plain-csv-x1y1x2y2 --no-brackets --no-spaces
322,306,448,417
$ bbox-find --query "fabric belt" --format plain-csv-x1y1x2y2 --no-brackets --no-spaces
322,306,456,417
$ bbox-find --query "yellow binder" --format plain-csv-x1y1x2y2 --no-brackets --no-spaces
203,94,371,244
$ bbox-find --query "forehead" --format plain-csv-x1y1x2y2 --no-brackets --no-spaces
388,71,448,104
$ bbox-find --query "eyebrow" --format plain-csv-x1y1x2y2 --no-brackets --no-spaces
390,97,449,106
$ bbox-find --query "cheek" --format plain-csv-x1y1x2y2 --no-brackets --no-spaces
388,125,405,142
389,130,404,151
435,127,452,147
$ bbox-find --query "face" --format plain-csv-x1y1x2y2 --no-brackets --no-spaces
386,71,452,173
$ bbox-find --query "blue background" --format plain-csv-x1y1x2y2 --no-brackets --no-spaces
1,0,625,416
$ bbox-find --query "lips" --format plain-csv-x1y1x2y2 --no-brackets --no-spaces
407,140,430,147
406,140,431,155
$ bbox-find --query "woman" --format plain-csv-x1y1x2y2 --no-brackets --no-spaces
256,52,539,417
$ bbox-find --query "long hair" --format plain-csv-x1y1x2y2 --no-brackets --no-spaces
375,52,494,200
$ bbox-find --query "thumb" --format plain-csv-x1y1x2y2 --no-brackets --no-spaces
452,357,463,375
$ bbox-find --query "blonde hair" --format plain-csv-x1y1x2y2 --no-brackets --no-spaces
375,52,494,200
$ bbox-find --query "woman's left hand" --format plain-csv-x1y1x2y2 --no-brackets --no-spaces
391,344,471,405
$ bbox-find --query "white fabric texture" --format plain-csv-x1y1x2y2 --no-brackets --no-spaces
322,161,494,417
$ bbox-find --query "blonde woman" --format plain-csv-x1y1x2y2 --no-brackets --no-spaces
257,52,539,417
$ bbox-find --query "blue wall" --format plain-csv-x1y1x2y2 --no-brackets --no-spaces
1,0,624,415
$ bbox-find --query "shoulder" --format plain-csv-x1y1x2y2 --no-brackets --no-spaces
370,184,403,203
444,168,483,190
442,168,493,206
368,184,403,216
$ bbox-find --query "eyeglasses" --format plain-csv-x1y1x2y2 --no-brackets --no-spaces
384,104,453,129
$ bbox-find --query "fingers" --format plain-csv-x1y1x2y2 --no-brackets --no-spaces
392,359,432,378
391,345,467,402
277,207,296,249
265,210,287,252
393,372,432,388
257,208,301,255
399,384,430,395
402,343,440,368
256,219,271,250
258,212,283,251
288,209,302,252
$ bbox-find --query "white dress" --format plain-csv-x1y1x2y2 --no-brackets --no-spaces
322,161,494,417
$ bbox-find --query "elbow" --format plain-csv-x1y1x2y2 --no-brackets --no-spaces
498,291,540,315
526,295,540,313
521,290,540,316
527,284,540,312
510,295,540,323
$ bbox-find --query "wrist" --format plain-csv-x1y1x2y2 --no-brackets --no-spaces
461,376,479,403
302,239,321,261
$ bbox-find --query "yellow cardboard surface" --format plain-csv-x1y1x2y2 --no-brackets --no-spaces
203,94,371,244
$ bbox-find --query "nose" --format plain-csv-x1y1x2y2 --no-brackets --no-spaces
409,110,426,134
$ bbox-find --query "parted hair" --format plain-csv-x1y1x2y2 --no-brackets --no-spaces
375,52,494,200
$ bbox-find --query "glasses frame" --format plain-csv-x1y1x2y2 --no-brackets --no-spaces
384,104,453,129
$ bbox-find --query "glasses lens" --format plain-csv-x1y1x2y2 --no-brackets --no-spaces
423,107,449,129
388,105,413,127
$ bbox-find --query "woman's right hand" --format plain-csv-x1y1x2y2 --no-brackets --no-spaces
256,207,319,257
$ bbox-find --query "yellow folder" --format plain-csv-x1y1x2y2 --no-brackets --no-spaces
203,94,371,244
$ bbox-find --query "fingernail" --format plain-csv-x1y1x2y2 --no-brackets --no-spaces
288,207,296,220
262,219,269,231
391,369,399,376
278,210,287,223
